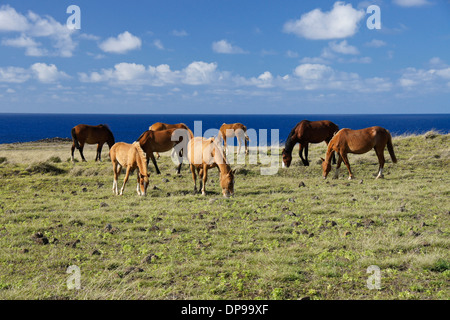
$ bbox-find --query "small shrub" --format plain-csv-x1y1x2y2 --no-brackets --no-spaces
0,157,7,164
47,156,62,163
26,162,66,175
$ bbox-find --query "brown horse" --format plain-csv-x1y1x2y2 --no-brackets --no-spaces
282,120,339,167
137,128,192,175
148,122,194,159
71,124,115,162
187,137,235,197
218,123,250,155
321,126,397,180
109,141,150,196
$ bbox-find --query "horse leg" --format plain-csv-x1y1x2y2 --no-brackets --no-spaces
334,154,343,179
341,153,354,180
176,150,183,175
149,152,161,175
71,143,76,162
79,143,87,162
298,144,308,166
304,144,310,166
201,164,208,196
190,164,197,194
374,146,385,179
96,144,103,162
120,167,132,195
112,162,120,195
136,171,142,196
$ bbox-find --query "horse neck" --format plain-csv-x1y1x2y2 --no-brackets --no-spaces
284,131,298,154
133,144,148,174
325,137,337,163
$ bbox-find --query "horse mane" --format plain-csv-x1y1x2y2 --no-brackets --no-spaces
136,130,149,143
284,123,299,153
100,124,114,136
132,141,147,170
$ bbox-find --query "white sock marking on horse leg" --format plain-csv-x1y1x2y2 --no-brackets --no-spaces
376,168,384,179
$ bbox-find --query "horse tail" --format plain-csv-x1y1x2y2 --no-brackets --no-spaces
386,131,397,163
71,127,80,149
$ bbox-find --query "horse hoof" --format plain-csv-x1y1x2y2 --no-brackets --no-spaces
348,176,354,180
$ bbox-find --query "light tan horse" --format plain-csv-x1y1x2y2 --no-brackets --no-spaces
187,137,235,197
137,128,192,175
218,123,250,155
148,122,194,159
321,126,397,180
109,141,150,196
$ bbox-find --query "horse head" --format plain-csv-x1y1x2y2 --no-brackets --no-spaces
220,169,235,198
281,149,292,168
320,157,331,179
138,172,150,196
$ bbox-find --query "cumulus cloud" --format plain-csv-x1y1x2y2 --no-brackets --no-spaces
79,61,220,86
30,63,70,83
283,2,365,40
329,40,359,55
99,31,142,54
0,5,76,57
365,39,387,48
212,39,248,54
0,63,68,83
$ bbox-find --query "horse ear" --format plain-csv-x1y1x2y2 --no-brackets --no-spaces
147,173,151,177
320,157,325,163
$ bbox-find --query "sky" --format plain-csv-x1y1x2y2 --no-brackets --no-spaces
0,0,449,114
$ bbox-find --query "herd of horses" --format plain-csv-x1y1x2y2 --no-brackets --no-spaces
70,120,397,197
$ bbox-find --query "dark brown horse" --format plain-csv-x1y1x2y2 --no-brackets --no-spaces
71,124,115,162
136,128,192,175
282,120,339,167
321,126,397,180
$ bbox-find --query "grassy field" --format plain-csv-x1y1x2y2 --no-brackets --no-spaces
0,132,448,300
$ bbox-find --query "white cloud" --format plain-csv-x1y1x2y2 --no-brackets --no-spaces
31,63,69,83
172,29,188,37
0,66,31,83
0,5,29,32
393,0,430,7
283,2,365,40
286,50,299,58
0,63,68,84
182,61,218,85
365,39,387,48
329,40,359,55
1,34,47,56
294,64,334,80
0,5,77,57
99,31,142,54
212,39,247,54
153,39,164,50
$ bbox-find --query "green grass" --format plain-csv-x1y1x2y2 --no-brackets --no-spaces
0,132,448,300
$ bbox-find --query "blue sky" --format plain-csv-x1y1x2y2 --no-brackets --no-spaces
0,0,449,114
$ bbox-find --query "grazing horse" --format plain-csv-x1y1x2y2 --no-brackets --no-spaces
282,120,339,167
148,122,194,159
71,124,115,162
137,128,192,175
109,141,150,196
187,137,235,198
218,123,250,155
321,126,397,180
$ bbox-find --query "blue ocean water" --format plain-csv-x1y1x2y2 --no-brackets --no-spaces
0,113,449,145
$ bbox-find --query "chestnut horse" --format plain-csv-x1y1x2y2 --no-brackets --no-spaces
321,126,397,180
148,122,194,159
71,124,115,162
218,123,250,155
187,137,235,197
136,128,192,175
282,120,339,167
109,142,150,196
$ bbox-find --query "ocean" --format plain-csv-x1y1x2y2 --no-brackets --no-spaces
0,113,449,145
